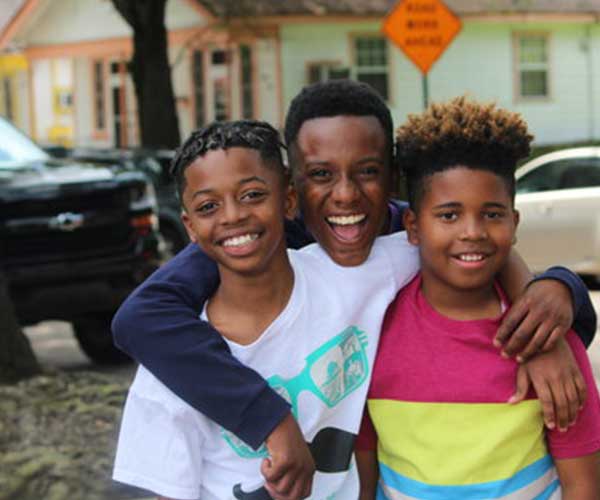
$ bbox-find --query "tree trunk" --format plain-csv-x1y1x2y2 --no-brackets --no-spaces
112,0,180,149
0,270,41,383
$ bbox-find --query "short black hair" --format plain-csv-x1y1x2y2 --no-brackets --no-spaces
284,80,394,167
171,120,287,202
396,96,533,211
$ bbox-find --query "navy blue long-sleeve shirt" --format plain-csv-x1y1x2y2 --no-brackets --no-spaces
112,200,597,449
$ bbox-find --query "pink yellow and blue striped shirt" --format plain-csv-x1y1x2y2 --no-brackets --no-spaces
357,275,600,500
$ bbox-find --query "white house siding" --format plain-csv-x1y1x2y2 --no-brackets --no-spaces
256,38,280,127
16,0,204,46
15,70,30,132
280,19,600,146
31,57,75,145
31,59,51,141
73,57,93,147
280,22,373,109
590,24,600,141
171,45,193,139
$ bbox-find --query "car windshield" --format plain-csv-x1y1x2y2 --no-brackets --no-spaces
0,118,49,168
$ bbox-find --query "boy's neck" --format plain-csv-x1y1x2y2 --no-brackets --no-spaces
420,274,502,321
207,251,295,346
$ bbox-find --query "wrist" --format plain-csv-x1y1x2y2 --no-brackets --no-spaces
529,267,580,314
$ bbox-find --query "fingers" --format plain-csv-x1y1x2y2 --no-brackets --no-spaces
495,279,574,360
516,324,567,362
500,312,545,359
261,456,313,500
534,379,556,430
264,471,312,500
495,300,528,348
261,457,284,483
540,327,563,353
508,365,530,404
548,378,570,432
563,376,581,429
574,366,588,410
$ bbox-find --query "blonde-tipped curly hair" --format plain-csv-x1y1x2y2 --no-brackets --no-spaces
396,96,533,209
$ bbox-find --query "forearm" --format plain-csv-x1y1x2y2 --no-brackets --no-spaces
112,244,290,448
356,450,378,500
556,453,600,500
562,484,599,500
530,266,597,347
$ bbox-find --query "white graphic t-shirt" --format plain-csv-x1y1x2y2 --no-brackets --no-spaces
113,232,419,499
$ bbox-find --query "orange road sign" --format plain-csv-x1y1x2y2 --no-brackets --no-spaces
382,0,462,74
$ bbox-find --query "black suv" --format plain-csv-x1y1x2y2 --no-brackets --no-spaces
66,148,189,259
0,118,161,364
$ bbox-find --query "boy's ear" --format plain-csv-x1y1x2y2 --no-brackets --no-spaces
512,209,520,245
284,184,298,220
180,210,197,243
403,208,420,246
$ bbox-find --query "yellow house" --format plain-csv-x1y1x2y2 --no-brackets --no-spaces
0,52,28,131
0,0,282,148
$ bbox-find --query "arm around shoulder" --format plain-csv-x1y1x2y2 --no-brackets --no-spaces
111,243,291,448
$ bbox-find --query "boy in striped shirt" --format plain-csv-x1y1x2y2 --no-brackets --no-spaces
356,97,600,500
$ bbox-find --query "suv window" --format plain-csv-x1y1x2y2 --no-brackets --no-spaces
0,117,48,165
517,156,600,193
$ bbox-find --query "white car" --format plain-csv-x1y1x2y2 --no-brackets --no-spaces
515,147,600,281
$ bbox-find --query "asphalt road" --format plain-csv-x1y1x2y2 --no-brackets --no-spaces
24,291,600,389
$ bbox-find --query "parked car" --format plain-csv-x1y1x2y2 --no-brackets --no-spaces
0,118,161,364
66,148,188,259
515,147,600,282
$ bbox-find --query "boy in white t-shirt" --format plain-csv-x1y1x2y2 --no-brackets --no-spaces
113,120,419,499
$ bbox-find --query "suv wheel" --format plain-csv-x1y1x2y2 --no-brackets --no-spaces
72,316,131,365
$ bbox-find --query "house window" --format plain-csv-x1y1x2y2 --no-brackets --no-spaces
515,34,550,99
92,60,106,130
192,50,205,128
353,36,388,100
212,50,228,65
307,62,350,85
240,45,253,119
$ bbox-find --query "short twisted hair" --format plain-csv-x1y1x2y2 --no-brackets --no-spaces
171,120,286,201
284,80,394,168
396,96,533,209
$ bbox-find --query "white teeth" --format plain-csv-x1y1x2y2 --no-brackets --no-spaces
222,234,258,247
458,254,484,262
327,214,366,225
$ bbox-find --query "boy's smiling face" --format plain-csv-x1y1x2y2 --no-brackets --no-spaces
291,115,390,267
404,166,519,296
180,147,296,276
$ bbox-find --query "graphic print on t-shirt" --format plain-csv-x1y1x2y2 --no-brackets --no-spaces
221,325,369,459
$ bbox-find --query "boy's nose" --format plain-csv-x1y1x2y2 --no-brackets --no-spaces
221,201,247,225
460,217,488,240
331,176,360,206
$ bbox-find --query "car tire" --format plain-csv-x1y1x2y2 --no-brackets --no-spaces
72,315,131,365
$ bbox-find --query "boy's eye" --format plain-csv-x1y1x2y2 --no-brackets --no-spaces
484,211,505,220
307,168,332,181
438,212,458,221
196,201,218,214
241,190,267,202
358,165,380,177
